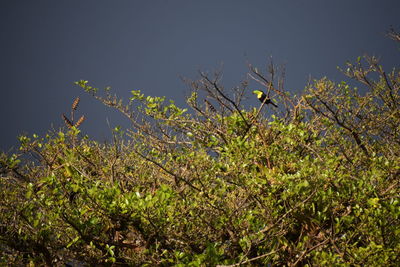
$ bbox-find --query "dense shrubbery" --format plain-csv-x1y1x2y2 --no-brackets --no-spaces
1,32,399,266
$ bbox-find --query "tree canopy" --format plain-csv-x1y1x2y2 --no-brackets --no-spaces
1,31,399,266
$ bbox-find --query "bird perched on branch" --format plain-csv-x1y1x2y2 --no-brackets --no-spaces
253,90,278,107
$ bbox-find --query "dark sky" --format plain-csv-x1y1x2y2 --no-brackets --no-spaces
1,1,399,151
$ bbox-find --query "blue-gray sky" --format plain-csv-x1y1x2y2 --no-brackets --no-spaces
1,1,399,151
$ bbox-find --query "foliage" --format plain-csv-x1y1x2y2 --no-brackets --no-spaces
1,31,399,266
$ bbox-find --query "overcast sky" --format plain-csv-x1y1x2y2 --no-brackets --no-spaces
1,1,399,151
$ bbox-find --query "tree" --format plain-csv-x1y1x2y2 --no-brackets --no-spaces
1,30,399,266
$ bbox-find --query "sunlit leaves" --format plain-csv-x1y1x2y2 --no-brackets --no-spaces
2,46,400,265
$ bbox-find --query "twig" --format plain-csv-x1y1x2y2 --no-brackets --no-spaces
216,249,278,267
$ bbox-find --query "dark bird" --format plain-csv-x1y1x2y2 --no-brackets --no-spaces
253,90,278,107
